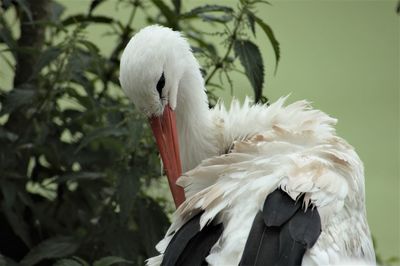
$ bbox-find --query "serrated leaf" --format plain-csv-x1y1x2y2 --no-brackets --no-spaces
234,39,264,102
253,15,280,71
20,236,79,266
181,4,233,20
185,4,233,15
198,14,232,23
246,10,256,36
93,256,133,266
62,15,113,27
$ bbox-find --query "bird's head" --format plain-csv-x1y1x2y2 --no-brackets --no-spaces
119,25,191,207
120,25,192,117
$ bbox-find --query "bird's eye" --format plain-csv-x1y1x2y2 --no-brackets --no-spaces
156,73,165,98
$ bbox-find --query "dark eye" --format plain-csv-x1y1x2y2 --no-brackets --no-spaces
156,72,165,98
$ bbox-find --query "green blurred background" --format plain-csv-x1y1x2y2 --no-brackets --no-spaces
1,0,399,260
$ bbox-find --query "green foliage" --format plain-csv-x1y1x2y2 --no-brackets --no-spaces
0,0,279,264
234,40,264,101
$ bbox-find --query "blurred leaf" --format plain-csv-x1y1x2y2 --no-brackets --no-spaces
79,40,100,54
386,256,400,264
88,0,106,15
76,126,128,152
50,1,65,23
136,197,169,257
151,0,179,29
118,172,139,222
2,207,32,247
0,16,16,55
186,31,217,56
1,0,13,9
171,0,181,14
56,172,106,183
252,14,280,70
62,15,114,27
54,258,83,266
20,236,79,266
93,256,133,266
1,181,17,207
0,255,19,266
33,47,62,75
15,0,33,22
234,39,264,102
2,85,36,114
0,127,18,142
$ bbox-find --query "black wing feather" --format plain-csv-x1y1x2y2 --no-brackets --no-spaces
239,212,280,266
240,189,321,266
162,212,223,266
262,189,302,226
162,213,202,266
176,222,223,266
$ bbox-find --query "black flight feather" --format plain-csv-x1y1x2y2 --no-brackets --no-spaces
239,189,321,266
262,189,302,227
162,212,202,266
161,212,223,266
239,212,280,266
176,222,223,266
288,207,321,249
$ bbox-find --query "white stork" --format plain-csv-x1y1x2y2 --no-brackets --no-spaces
119,25,375,266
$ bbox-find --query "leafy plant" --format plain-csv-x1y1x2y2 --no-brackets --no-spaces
0,0,279,264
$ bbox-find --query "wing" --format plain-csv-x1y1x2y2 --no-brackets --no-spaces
239,189,321,266
161,212,223,266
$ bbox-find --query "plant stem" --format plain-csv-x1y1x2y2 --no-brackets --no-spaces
204,4,247,86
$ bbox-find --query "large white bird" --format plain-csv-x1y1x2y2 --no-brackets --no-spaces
119,25,375,266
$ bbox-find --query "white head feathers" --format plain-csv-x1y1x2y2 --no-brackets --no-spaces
119,25,200,117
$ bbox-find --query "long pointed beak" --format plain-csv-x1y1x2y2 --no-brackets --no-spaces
149,105,185,208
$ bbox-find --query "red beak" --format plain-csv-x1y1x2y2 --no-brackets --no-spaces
149,105,185,208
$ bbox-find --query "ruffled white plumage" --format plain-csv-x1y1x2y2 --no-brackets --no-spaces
146,97,374,266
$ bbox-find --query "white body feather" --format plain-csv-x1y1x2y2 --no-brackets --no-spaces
148,97,375,266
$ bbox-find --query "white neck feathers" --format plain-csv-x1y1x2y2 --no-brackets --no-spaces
175,60,218,172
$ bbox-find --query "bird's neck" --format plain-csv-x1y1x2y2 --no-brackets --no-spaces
175,64,218,172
